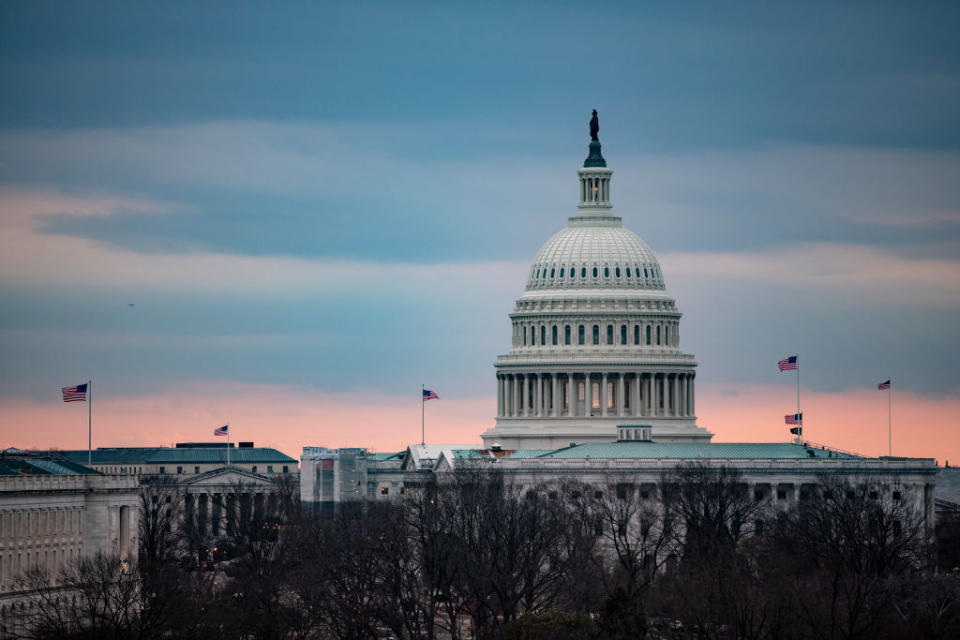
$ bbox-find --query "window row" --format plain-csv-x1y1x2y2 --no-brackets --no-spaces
531,263,662,285
0,509,82,538
516,322,677,348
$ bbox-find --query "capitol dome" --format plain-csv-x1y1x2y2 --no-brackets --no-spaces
526,223,665,292
481,116,712,449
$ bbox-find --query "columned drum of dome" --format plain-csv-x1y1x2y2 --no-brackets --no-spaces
481,121,713,449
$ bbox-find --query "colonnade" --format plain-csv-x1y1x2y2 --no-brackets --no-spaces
496,371,695,419
182,489,280,538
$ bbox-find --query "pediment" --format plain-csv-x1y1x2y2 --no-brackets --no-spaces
179,467,276,489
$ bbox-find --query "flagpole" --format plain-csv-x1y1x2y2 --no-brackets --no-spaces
888,382,892,456
88,379,92,466
421,384,425,446
796,358,801,442
227,422,231,467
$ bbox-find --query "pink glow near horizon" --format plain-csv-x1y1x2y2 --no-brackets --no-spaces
1,383,957,465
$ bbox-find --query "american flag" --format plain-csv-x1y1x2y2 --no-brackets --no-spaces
778,355,798,371
878,379,891,390
423,389,439,401
61,383,88,402
214,425,228,436
784,413,802,425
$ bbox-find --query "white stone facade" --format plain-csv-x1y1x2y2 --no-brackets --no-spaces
482,140,711,449
0,474,139,597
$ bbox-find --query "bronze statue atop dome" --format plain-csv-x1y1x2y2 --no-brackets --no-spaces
589,109,599,141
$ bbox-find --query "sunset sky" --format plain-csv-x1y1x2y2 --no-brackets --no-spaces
1,2,958,463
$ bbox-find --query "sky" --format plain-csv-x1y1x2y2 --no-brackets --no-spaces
0,1,958,463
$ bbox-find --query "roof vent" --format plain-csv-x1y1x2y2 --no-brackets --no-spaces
490,443,502,452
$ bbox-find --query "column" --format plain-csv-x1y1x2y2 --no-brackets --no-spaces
533,374,541,417
510,376,517,417
568,372,576,416
552,375,559,417
616,374,625,416
678,375,685,417
585,373,593,416
633,374,641,416
689,375,695,416
601,373,608,417
496,376,502,417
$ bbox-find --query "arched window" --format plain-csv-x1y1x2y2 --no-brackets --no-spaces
535,268,540,278
634,324,640,345
540,325,546,345
646,325,651,345
559,267,564,278
656,325,661,345
665,325,669,345
615,267,621,278
581,267,586,278
565,325,572,345
593,325,600,345
604,266,610,278
550,268,555,278
644,267,649,278
621,324,627,345
592,381,601,409
553,325,558,345
593,266,598,278
607,325,613,345
578,325,585,345
626,267,631,277
523,327,527,345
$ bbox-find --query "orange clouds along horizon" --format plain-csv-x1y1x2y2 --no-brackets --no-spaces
1,382,957,466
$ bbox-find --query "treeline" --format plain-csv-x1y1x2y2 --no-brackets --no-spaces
12,465,960,639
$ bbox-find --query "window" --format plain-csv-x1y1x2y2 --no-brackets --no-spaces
592,381,601,408
159,466,165,474
606,325,613,344
252,466,258,473
523,327,527,345
626,267,631,277
644,267,649,278
666,325,670,345
604,266,610,278
559,267,564,278
535,268,540,278
267,465,274,473
552,325,558,345
531,328,535,345
624,378,630,408
283,466,289,473
621,325,627,345
581,267,586,278
381,487,389,495
578,380,585,401
194,466,200,474
615,267,621,277
176,466,183,474
646,326,651,345
565,325,571,345
656,326,661,345
634,325,640,345
607,381,615,408
540,326,546,345
578,325,585,345
593,267,598,278
593,325,599,344
550,268,555,277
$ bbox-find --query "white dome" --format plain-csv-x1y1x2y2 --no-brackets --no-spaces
526,219,665,291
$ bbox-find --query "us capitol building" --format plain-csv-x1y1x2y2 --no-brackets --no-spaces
301,114,937,525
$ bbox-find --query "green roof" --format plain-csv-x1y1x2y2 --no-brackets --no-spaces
0,456,100,476
540,442,861,460
57,446,296,465
503,450,554,459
